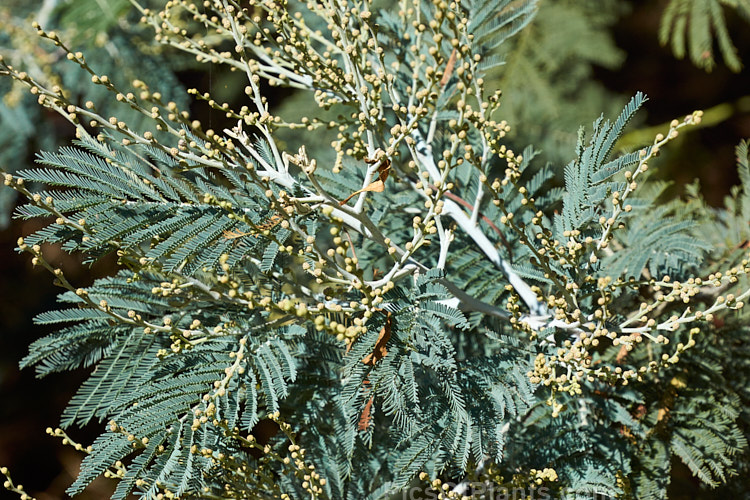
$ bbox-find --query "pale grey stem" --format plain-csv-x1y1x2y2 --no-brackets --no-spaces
413,134,547,318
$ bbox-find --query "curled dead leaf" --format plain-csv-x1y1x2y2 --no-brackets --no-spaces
340,159,391,206
440,48,457,87
362,311,392,366
358,395,374,431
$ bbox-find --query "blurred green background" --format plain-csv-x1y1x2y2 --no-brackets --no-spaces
1,0,749,498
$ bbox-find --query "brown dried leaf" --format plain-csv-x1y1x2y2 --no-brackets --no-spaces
440,49,457,87
657,407,669,423
223,229,250,239
362,311,392,365
340,160,391,206
358,395,374,431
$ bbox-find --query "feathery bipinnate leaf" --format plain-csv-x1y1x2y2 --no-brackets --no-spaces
14,133,294,274
560,92,647,234
659,0,750,72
